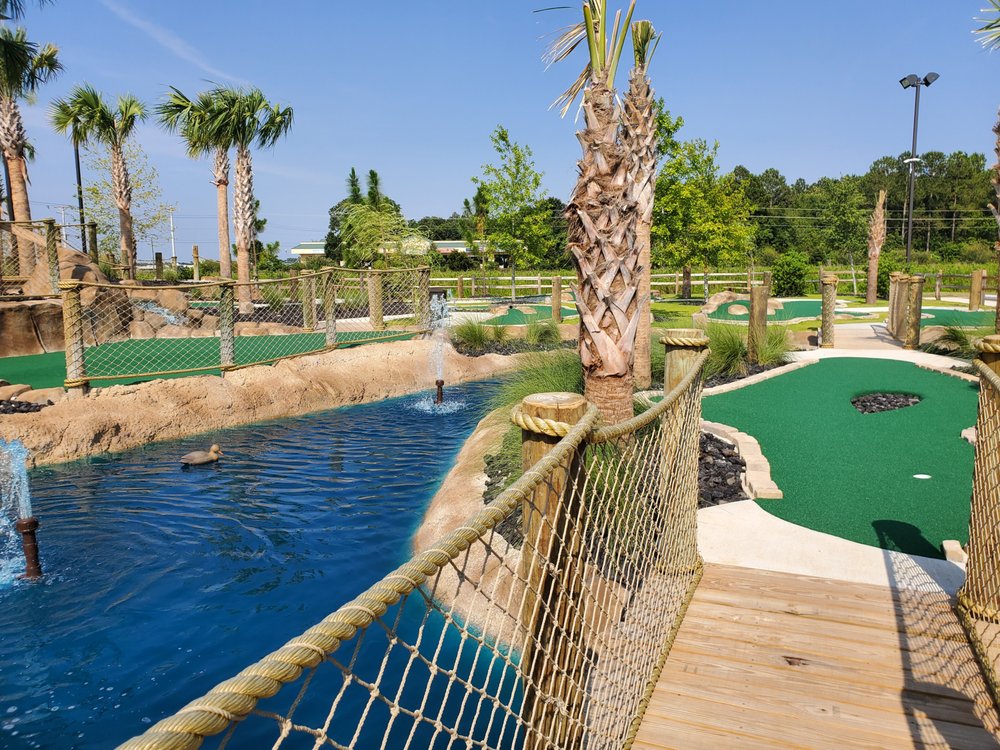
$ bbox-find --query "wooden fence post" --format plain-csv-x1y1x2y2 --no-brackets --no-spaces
456,276,465,299
935,270,942,301
681,267,691,299
59,280,88,395
154,252,163,281
324,272,337,347
551,275,562,324
87,222,99,265
887,272,902,337
192,246,200,282
219,282,236,370
44,219,59,294
368,270,385,330
302,274,316,331
518,392,589,750
702,268,709,301
661,328,710,393
971,270,984,312
748,284,770,362
892,274,911,341
903,274,925,351
820,274,838,349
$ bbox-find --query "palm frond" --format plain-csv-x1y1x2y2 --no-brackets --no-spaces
975,0,1000,50
631,19,660,67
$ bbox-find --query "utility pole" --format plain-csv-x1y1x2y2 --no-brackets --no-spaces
169,207,177,265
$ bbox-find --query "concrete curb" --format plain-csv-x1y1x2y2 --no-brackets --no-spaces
702,420,783,500
703,359,817,396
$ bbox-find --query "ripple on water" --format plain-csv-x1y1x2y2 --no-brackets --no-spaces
0,380,497,750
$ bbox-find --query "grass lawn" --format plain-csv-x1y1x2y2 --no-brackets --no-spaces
0,331,416,390
702,358,978,558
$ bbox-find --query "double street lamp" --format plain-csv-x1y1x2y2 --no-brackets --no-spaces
899,72,939,263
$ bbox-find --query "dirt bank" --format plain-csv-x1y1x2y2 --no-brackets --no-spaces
0,339,527,467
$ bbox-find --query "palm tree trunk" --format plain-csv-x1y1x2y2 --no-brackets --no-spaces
866,248,880,303
74,141,86,256
567,80,640,424
5,153,32,273
213,148,232,280
233,145,254,313
111,143,136,279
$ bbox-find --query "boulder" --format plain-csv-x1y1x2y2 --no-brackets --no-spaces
727,304,749,316
22,246,113,296
199,315,219,332
156,289,189,315
0,301,65,357
32,302,65,352
156,324,192,339
0,383,30,400
15,387,64,406
129,320,155,339
701,290,742,315
145,311,169,330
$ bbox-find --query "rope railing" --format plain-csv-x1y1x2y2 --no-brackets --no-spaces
59,266,432,389
958,345,1000,709
116,335,709,750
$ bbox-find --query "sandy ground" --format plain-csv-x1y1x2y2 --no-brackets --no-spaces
0,338,530,467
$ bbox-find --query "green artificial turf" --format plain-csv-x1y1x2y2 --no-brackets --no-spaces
708,299,869,321
919,309,996,328
701,358,978,558
0,331,415,390
485,304,578,326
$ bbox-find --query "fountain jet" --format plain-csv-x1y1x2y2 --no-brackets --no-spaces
435,379,445,405
16,517,41,579
1,439,42,580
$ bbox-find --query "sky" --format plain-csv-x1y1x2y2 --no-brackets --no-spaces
13,0,1000,262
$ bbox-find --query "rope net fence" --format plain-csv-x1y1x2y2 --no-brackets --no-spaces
116,349,707,750
958,355,1000,708
0,221,56,293
60,267,430,387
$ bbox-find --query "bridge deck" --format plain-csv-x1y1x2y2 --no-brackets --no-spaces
634,563,1000,749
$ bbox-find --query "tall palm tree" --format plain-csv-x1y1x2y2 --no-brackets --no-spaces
156,86,233,279
51,85,146,279
865,190,886,304
549,0,639,423
49,97,90,256
621,19,660,390
975,4,1000,331
202,86,292,312
0,26,60,273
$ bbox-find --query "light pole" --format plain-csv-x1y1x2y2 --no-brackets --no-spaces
899,72,939,264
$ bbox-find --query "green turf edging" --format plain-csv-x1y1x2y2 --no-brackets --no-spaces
702,357,978,558
485,305,577,326
707,299,869,322
919,309,996,328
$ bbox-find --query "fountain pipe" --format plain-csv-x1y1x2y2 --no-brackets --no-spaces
16,516,42,579
435,379,444,405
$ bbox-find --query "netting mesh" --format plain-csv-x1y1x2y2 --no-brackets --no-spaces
116,352,707,750
958,359,1000,708
0,222,51,294
61,267,429,385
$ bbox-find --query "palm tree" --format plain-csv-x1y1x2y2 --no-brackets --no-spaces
49,97,90,256
621,19,660,390
975,4,1000,331
0,26,60,273
549,0,639,423
156,86,233,280
202,86,292,312
51,85,146,279
865,190,886,304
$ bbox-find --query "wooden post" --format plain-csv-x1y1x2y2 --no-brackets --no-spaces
971,270,984,312
959,335,1000,625
192,246,200,282
154,252,163,281
748,284,770,362
703,268,710,301
470,276,477,297
892,274,911,341
44,219,59,294
302,274,316,331
747,268,753,292
980,269,989,309
367,271,385,330
820,274,838,349
661,328,710,394
218,282,235,370
935,270,942,301
887,271,902,337
681,267,691,299
674,271,680,296
324,272,337,347
536,275,542,295
518,392,589,750
762,270,772,292
456,276,465,299
417,267,432,329
59,280,88,395
903,274,925,351
86,222,99,264
551,275,562,324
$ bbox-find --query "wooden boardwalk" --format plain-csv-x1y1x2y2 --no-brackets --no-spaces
634,563,1000,749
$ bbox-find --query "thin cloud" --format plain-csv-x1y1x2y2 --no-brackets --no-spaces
100,0,249,85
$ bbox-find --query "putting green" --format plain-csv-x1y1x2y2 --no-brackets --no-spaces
486,305,578,326
708,299,869,321
702,358,978,558
0,331,415,390
920,309,995,328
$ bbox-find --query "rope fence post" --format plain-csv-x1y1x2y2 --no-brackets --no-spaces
219,281,235,370
87,222,99,264
417,267,431,329
903,274,925,351
59,280,88,396
302,274,316,331
368,270,385,331
820,273,838,349
517,391,589,750
192,245,200,282
324,272,337,347
661,328,709,394
887,271,901,337
971,269,985,312
44,219,59,294
551,275,562,324
893,274,911,341
747,283,769,362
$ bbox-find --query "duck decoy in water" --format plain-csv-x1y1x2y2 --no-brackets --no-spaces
180,444,224,466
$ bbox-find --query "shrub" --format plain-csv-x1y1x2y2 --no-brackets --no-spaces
489,324,510,344
703,323,790,379
771,252,810,297
875,252,902,299
490,350,583,411
525,318,561,345
199,259,221,276
452,320,490,351
98,260,120,281
922,325,991,360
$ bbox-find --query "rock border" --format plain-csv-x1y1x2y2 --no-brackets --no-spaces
703,359,818,395
701,420,783,500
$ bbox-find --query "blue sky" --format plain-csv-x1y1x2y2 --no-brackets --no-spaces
15,1,1000,261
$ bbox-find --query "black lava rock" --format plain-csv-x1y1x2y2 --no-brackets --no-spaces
698,432,748,508
851,392,921,414
0,399,46,415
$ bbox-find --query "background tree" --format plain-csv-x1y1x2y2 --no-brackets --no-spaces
81,139,173,263
0,26,59,273
157,86,236,279
866,190,887,303
49,94,90,256
53,85,146,278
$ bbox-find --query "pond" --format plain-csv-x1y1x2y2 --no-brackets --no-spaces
0,380,499,749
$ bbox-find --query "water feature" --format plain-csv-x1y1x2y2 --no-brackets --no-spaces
0,380,501,749
430,292,451,404
0,439,40,581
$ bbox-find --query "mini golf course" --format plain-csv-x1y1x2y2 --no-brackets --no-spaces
707,299,870,321
0,331,416,390
486,304,578,326
919,308,996,328
702,358,978,558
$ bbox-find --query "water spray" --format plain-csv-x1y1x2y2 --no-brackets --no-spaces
1,439,42,581
435,379,445,405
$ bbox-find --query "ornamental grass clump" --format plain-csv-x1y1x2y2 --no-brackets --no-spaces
704,323,790,380
525,318,561,345
452,320,490,351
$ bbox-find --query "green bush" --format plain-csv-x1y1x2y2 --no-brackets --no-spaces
771,252,810,297
525,318,561,345
452,320,490,351
703,323,791,379
875,252,902,299
489,324,510,344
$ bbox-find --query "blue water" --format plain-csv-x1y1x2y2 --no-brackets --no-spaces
0,381,509,749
